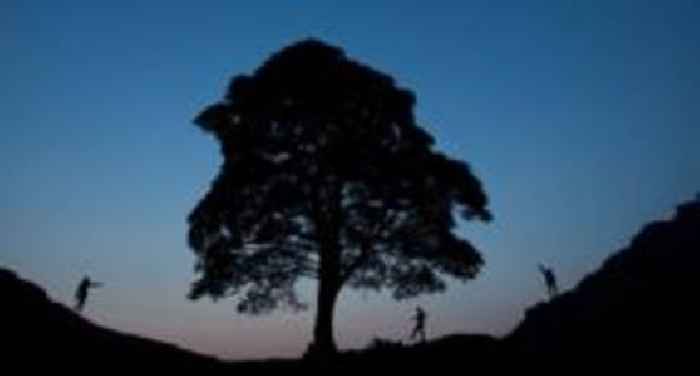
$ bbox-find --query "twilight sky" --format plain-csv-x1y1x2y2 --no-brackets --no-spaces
1,1,699,360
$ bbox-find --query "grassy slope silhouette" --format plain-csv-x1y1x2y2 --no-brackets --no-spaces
1,268,226,371
505,198,698,363
4,198,697,369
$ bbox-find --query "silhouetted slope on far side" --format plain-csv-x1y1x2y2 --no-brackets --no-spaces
1,268,224,370
506,197,699,360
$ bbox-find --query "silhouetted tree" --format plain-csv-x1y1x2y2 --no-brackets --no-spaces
187,39,492,356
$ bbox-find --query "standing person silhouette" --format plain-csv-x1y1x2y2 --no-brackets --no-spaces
74,275,102,312
410,305,427,343
538,264,558,299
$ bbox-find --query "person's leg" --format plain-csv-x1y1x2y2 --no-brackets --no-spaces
77,295,86,311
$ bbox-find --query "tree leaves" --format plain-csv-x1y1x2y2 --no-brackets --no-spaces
187,39,491,314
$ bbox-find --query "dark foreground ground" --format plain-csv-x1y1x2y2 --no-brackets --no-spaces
3,198,698,371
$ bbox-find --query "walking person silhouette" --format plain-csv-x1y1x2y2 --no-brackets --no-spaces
74,275,102,312
538,264,558,299
409,305,427,343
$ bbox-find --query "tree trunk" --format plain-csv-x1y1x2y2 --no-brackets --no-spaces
308,229,342,358
312,274,340,356
308,185,343,359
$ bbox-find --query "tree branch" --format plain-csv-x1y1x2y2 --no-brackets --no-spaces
339,210,398,284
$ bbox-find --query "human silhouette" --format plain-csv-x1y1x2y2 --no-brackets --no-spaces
409,305,427,343
74,275,102,312
538,264,558,298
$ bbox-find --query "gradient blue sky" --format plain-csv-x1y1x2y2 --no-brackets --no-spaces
2,1,699,360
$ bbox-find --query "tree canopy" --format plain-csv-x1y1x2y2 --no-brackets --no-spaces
187,39,491,354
